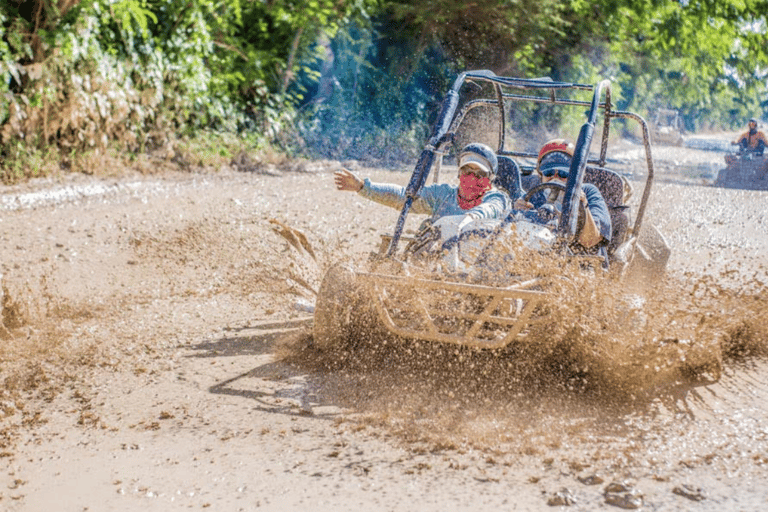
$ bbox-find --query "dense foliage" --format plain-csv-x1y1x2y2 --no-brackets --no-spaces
0,0,766,181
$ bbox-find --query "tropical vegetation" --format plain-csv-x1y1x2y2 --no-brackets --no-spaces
1,0,766,182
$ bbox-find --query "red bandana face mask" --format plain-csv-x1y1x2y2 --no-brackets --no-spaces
457,174,491,210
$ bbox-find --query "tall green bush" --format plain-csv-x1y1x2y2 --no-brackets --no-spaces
0,0,242,148
568,0,768,129
0,0,384,180
296,17,447,164
1,0,767,184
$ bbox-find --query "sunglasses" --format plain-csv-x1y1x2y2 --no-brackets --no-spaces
541,168,569,179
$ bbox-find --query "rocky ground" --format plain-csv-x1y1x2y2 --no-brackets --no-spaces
0,137,767,511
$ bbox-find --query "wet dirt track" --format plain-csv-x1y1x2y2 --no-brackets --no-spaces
0,155,767,511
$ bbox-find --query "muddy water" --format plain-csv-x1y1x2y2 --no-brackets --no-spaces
2,165,767,510
287,174,768,509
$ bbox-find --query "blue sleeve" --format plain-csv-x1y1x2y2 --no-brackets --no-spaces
468,189,511,220
358,179,436,216
358,180,509,220
529,191,547,209
583,183,612,242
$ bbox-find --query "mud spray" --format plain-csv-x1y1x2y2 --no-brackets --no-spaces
280,227,768,505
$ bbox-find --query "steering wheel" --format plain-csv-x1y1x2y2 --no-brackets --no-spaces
523,181,566,205
522,182,586,235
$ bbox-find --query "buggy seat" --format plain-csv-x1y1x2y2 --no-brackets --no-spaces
493,155,524,201
583,166,630,255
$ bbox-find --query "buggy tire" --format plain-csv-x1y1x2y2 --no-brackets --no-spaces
313,264,361,351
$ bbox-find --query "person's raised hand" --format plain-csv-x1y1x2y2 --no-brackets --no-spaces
334,168,364,192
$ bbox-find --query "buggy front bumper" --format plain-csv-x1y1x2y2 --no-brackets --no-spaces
356,272,549,349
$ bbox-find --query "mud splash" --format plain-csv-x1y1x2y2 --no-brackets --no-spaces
296,244,768,391
1,167,766,510
275,254,768,512
281,241,768,487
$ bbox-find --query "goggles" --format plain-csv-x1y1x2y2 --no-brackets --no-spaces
541,167,569,179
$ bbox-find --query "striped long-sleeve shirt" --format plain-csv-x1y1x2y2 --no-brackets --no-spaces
358,179,510,221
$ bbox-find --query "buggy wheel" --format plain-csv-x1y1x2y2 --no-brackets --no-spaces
313,264,361,351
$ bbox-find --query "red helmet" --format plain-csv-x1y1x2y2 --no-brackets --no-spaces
536,139,574,171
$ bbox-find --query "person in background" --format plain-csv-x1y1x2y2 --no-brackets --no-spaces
334,143,511,231
732,118,767,156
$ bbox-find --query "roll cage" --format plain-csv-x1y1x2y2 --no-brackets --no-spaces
385,70,656,259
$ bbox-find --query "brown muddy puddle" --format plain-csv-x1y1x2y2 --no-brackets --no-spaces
4,164,765,510
230,287,768,509
262,176,768,509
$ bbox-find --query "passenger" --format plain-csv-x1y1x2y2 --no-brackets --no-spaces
513,139,611,249
732,118,767,156
334,143,511,229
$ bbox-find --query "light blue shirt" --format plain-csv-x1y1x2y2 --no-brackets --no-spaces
359,179,510,221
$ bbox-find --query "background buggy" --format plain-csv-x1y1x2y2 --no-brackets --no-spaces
715,152,768,190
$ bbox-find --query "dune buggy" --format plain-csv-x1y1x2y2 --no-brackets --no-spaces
649,108,685,146
314,70,720,381
715,149,768,190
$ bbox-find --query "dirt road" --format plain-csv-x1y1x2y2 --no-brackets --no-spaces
0,153,767,511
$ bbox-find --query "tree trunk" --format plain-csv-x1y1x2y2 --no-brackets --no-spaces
281,26,304,94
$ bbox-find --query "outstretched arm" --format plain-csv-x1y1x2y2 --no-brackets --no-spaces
337,168,435,215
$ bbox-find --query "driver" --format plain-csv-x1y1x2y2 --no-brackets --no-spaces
333,143,511,229
732,118,767,156
513,139,611,249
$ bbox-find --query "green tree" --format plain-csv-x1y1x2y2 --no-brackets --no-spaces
567,0,768,128
383,0,570,75
2,0,767,182
370,0,768,130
